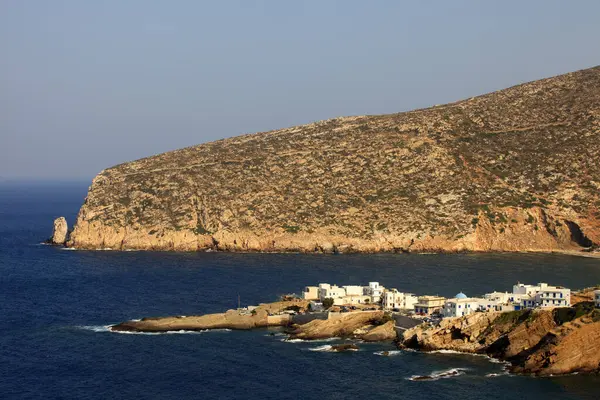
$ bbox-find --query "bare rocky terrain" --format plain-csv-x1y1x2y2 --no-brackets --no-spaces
68,66,600,253
400,302,600,376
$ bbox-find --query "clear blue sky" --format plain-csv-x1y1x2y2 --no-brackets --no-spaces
1,0,599,180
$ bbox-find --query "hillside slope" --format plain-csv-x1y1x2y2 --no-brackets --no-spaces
69,66,600,252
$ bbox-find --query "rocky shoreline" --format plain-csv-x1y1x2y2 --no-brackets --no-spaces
111,299,396,342
398,302,600,376
50,216,600,258
109,294,600,377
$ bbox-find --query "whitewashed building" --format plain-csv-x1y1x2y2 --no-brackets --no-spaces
514,282,570,309
513,283,541,296
536,283,570,307
343,285,364,297
363,282,385,303
307,282,384,305
442,293,485,318
318,283,346,301
383,289,418,310
484,291,512,303
483,291,523,311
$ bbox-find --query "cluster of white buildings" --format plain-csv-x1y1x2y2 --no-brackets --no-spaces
302,282,388,306
303,281,579,318
440,282,571,318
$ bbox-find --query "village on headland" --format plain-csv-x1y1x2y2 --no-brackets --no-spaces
110,281,600,376
300,280,586,319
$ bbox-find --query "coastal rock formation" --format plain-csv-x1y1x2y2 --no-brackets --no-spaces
69,66,600,252
361,320,397,342
49,217,69,245
286,311,388,340
400,303,600,376
112,300,309,332
331,344,360,352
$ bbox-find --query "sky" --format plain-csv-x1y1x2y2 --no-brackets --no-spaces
1,0,599,180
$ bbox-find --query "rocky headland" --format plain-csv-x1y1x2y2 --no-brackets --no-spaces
62,66,599,254
400,302,600,376
111,300,396,342
112,299,310,332
110,293,600,376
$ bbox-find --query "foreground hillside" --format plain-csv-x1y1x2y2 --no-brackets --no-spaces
69,66,600,252
400,303,600,376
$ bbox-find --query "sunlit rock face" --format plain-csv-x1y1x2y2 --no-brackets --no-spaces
50,217,68,245
69,66,600,253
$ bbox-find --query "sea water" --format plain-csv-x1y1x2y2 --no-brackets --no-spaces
1,181,600,399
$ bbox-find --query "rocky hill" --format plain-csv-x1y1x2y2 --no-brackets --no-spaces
68,66,600,252
400,303,600,376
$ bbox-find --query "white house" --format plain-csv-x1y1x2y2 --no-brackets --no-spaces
363,282,385,303
483,291,524,311
343,285,364,296
535,283,570,308
476,298,500,312
513,283,540,296
309,282,382,305
484,291,512,303
318,283,346,301
383,289,418,310
515,282,570,309
595,290,600,308
442,292,483,318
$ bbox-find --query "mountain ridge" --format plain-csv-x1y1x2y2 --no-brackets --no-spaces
68,66,600,253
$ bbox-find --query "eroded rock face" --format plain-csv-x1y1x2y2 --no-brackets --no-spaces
287,311,385,340
50,217,68,245
361,320,397,342
400,304,600,376
68,66,600,252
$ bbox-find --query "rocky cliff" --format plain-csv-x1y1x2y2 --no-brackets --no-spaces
69,66,600,252
400,303,600,376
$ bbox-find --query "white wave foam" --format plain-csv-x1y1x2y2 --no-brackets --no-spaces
280,337,338,343
114,328,231,335
487,356,511,366
77,325,230,335
374,350,402,356
308,345,333,352
408,367,469,381
485,371,510,378
428,349,512,366
61,247,78,251
78,325,112,332
429,349,468,355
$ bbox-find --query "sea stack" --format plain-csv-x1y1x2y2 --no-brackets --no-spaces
50,217,69,245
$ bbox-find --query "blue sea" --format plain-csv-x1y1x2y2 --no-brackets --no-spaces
1,181,600,399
